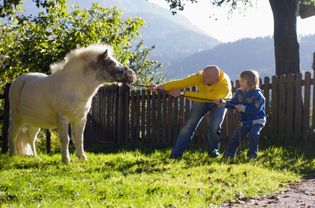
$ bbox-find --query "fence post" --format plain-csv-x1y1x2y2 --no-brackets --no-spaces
303,72,311,144
117,84,128,145
1,83,11,153
271,76,278,139
45,129,51,154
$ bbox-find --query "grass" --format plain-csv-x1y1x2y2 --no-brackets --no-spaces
0,147,314,208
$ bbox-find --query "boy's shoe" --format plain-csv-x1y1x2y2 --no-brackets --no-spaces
208,151,220,158
222,153,234,160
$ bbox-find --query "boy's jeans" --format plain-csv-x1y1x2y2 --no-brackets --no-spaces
170,102,227,158
223,124,264,159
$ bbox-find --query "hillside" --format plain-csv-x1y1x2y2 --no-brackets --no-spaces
22,0,220,72
102,0,220,66
167,35,315,80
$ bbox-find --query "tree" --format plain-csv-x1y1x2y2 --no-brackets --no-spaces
129,41,165,85
0,0,55,17
269,0,299,75
0,0,164,90
164,0,315,75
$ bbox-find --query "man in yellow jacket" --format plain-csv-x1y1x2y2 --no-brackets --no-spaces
148,65,232,159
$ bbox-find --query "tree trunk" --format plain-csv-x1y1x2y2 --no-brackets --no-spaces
269,0,300,75
313,51,315,70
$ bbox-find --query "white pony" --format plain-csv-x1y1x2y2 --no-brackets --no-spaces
8,44,136,163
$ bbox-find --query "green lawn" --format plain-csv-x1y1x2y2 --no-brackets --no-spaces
0,147,314,207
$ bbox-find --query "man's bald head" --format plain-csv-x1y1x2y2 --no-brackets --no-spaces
202,65,220,85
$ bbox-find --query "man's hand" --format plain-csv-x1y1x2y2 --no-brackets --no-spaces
169,89,181,97
148,84,164,92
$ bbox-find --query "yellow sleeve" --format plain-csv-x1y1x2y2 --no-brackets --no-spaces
162,73,199,91
184,86,232,101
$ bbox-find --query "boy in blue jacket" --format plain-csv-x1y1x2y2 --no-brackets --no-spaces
216,70,266,159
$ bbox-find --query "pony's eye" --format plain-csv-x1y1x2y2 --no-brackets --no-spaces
117,68,124,74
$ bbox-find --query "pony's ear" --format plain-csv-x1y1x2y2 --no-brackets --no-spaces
102,49,109,59
103,49,108,58
97,49,108,63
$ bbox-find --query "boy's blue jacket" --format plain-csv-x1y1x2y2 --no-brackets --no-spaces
225,88,266,125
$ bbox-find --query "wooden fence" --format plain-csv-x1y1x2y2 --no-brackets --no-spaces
1,72,315,152
84,71,315,149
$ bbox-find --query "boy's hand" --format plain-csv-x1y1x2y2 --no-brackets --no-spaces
234,104,246,112
213,98,226,105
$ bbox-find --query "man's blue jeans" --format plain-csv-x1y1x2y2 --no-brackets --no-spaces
223,124,264,159
170,102,227,158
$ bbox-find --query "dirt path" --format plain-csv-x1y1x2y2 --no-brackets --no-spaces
220,176,315,208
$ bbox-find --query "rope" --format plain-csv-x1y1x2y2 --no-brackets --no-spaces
130,84,218,103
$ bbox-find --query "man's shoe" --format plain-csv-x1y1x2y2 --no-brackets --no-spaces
247,155,257,161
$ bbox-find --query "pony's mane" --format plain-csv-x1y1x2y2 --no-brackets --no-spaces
50,44,113,73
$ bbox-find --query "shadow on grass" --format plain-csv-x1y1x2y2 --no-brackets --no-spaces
86,144,168,155
85,144,315,176
258,145,315,176
98,144,315,175
0,155,61,171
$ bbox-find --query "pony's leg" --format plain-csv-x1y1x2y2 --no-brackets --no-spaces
27,126,40,157
57,116,70,163
72,119,87,160
8,117,24,155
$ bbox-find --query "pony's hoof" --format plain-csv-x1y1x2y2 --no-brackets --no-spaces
62,156,70,164
77,154,88,160
34,156,42,161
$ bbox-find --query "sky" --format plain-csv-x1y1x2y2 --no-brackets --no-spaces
149,0,315,43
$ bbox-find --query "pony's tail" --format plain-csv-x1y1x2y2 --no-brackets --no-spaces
15,125,34,156
8,75,35,156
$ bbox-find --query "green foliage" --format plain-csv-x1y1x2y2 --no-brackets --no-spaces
1,147,314,207
130,41,165,85
0,0,164,90
302,0,315,5
0,0,21,17
35,130,61,154
0,0,57,17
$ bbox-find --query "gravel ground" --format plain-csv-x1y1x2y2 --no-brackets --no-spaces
220,176,315,208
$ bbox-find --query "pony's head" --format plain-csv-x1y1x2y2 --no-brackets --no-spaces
95,49,137,84
50,44,137,84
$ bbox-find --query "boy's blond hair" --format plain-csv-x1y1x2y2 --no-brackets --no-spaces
240,70,260,89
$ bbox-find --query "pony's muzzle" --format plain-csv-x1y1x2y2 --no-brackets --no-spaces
127,69,137,83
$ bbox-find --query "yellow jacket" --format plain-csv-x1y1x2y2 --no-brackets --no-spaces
162,69,232,102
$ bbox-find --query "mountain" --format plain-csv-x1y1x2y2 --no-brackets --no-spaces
22,0,220,71
167,35,315,81
101,0,220,67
